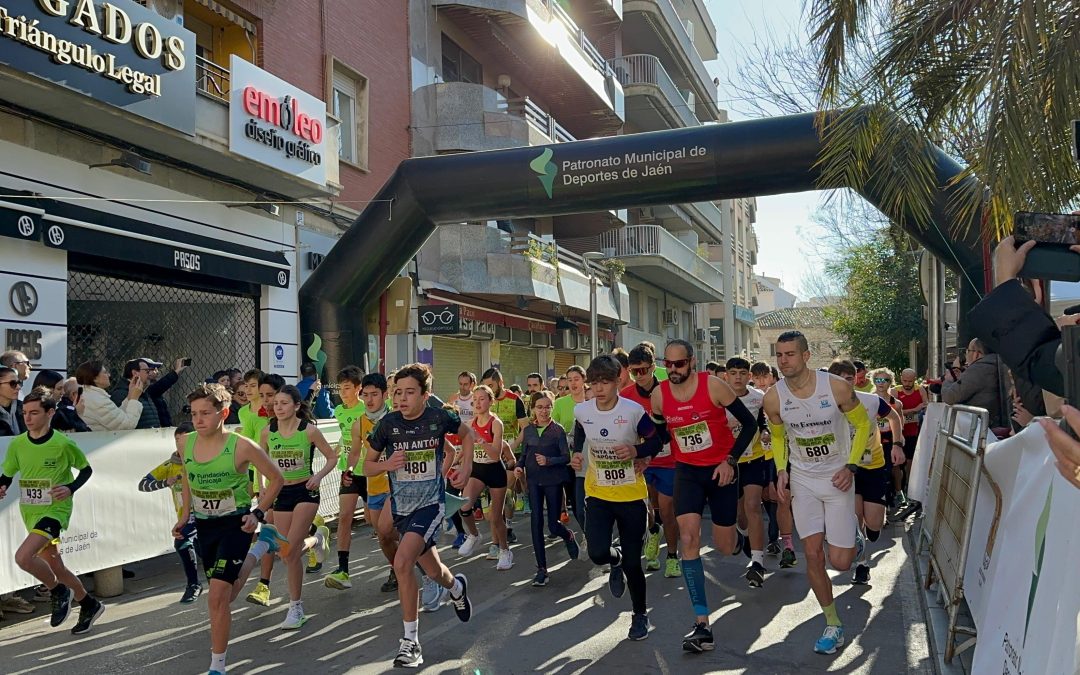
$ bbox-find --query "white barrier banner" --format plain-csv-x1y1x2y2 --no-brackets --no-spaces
907,402,945,503
971,423,1080,675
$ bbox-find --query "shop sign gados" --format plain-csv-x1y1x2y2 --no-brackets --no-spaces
229,56,326,186
0,0,196,134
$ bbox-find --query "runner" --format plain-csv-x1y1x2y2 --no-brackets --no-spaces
514,390,579,586
259,385,337,630
751,360,796,564
826,360,905,584
852,361,874,393
481,368,526,544
650,340,759,653
457,385,512,569
635,341,667,382
0,389,104,635
611,348,631,390
553,365,588,533
364,363,475,668
763,332,873,655
243,372,284,607
725,357,770,588
447,371,477,428
621,346,680,577
328,366,367,581
176,383,288,675
139,421,202,603
571,355,663,641
892,368,929,516
870,367,904,510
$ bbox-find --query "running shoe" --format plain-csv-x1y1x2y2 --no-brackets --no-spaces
71,598,104,635
305,548,321,574
852,563,871,585
314,526,330,564
607,563,625,598
486,545,500,560
394,638,423,668
257,524,290,557
180,584,202,604
496,549,514,571
682,622,714,653
628,612,650,641
645,558,660,571
458,533,481,557
246,582,271,606
664,557,681,578
280,603,307,630
854,530,865,562
506,527,518,544
814,625,845,654
531,570,549,587
644,526,662,562
49,585,72,627
514,495,526,512
565,532,580,560
766,540,782,556
209,671,224,675
420,577,447,613
32,585,50,603
745,561,765,588
450,574,472,622
452,532,466,549
780,548,798,569
325,570,352,590
380,569,398,593
1,596,34,613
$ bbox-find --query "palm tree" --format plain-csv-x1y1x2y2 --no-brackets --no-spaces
809,0,1080,237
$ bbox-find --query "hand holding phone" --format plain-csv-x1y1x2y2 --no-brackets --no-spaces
1012,212,1080,282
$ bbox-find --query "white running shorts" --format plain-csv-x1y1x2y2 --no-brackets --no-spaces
789,469,857,548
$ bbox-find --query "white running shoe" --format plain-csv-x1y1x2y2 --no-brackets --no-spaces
496,548,514,571
314,526,330,564
458,534,481,557
280,603,307,630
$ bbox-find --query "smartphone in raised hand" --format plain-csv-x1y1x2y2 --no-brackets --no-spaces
1013,211,1080,281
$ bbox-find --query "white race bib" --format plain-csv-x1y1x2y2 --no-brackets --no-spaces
675,421,712,454
396,449,438,483
19,479,51,506
192,488,237,517
795,433,835,463
903,410,918,424
270,448,304,471
590,442,635,487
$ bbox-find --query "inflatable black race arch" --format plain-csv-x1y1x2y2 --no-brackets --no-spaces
299,110,985,377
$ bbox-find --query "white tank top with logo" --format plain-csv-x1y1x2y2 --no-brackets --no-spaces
775,371,851,476
726,387,765,461
452,394,476,427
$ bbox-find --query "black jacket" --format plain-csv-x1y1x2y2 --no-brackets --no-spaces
0,399,23,437
53,396,91,433
517,422,571,486
147,370,179,427
968,279,1063,396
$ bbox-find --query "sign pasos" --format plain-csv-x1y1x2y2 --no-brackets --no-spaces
229,56,326,186
418,304,460,335
0,0,196,134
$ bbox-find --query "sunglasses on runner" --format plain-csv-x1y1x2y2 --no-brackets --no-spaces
873,377,890,384
664,358,690,369
1,379,22,388
629,366,652,376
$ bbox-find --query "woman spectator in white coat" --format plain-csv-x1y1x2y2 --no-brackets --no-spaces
74,360,143,431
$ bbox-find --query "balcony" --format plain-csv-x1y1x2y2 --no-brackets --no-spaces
417,223,625,321
433,0,624,137
571,0,623,29
600,225,724,302
609,54,699,130
623,0,721,123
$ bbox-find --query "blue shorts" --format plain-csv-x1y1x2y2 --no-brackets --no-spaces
367,491,389,511
393,503,444,552
644,466,675,497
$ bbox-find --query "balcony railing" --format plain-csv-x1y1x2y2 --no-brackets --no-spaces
608,54,699,127
510,232,603,275
196,55,230,102
548,0,615,77
507,97,576,143
599,224,724,290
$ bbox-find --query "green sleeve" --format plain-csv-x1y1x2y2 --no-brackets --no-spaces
64,436,90,471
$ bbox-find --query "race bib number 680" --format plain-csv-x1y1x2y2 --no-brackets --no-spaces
795,433,835,462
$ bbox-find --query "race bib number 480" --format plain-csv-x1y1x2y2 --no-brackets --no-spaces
675,422,712,454
19,479,51,506
396,450,437,483
795,433,835,462
192,488,237,517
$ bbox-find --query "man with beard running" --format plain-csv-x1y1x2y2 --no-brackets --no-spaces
892,368,929,517
764,332,873,655
649,340,759,653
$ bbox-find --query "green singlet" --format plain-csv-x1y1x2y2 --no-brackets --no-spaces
267,419,315,482
2,429,89,534
184,432,251,519
333,400,367,472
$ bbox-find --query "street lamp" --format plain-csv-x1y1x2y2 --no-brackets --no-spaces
583,252,606,360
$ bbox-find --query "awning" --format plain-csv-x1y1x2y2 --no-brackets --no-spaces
0,200,43,242
192,0,257,34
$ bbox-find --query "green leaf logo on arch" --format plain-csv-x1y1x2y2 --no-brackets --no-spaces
307,333,328,379
530,148,557,199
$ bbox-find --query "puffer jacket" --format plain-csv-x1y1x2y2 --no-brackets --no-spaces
80,385,142,431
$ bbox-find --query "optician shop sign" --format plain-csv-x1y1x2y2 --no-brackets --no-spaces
229,55,327,186
0,0,196,134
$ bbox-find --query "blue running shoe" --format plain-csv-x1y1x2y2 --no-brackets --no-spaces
257,524,290,556
452,532,466,549
814,625,845,654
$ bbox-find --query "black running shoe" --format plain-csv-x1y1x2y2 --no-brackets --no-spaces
608,563,625,599
49,585,72,627
852,563,871,585
380,569,399,593
393,638,423,668
780,548,798,568
180,584,202,604
531,570,549,587
506,528,518,544
628,612,650,641
450,574,472,622
682,622,714,653
71,597,104,635
745,561,765,588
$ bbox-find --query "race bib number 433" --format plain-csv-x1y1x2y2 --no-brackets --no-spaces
19,479,51,506
795,433,835,462
675,422,712,454
397,450,437,482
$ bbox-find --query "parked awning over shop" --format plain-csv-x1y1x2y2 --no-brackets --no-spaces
0,201,43,243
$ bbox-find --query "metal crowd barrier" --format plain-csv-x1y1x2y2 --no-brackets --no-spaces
920,404,993,662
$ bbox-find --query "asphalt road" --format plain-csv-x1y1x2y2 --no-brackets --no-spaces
0,512,932,675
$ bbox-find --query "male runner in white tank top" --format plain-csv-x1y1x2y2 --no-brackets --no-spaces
762,331,872,656
447,371,477,427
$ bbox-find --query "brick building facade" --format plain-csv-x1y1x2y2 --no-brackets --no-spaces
757,307,850,370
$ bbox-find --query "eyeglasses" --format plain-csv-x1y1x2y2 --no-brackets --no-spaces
664,358,691,369
1,380,22,388
873,377,891,384
12,359,29,365
629,366,652,376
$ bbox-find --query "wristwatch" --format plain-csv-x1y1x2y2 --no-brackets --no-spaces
845,463,860,474
251,507,266,523
726,454,739,469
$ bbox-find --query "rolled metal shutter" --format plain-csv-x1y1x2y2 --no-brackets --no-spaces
432,337,480,401
553,351,577,379
499,345,539,391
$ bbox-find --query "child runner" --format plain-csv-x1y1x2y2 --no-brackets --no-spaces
328,366,367,582
259,385,337,630
0,389,104,634
139,421,202,603
243,372,284,607
457,385,512,569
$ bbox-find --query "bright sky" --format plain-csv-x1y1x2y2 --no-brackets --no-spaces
704,0,826,299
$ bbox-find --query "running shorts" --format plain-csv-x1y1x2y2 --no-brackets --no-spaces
789,469,857,548
674,462,738,527
855,465,891,506
902,434,919,461
393,503,444,553
31,517,62,541
195,513,253,584
643,466,675,497
367,491,389,511
339,472,368,499
471,462,508,489
274,483,321,512
738,457,770,492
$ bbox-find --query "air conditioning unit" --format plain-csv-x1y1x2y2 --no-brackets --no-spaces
663,308,679,326
694,328,708,342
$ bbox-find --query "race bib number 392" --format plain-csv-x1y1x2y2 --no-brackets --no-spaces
795,433,835,462
675,422,712,454
19,479,51,506
397,450,437,482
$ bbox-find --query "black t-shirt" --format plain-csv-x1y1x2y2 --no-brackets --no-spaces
367,406,461,515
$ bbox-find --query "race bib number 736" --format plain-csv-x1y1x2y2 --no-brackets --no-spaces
675,422,712,454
